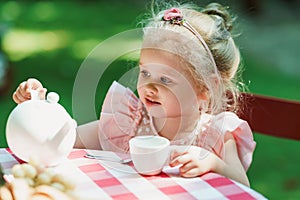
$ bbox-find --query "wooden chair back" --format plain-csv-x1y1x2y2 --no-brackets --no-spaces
238,93,300,141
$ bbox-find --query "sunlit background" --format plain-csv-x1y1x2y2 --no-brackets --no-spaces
0,0,299,199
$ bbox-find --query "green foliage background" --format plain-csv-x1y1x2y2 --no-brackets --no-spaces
0,1,299,199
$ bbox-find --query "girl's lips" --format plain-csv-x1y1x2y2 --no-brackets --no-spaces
145,97,161,106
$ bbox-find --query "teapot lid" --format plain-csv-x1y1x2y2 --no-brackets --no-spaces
31,90,59,103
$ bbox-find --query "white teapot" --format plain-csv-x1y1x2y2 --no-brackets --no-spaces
6,90,77,166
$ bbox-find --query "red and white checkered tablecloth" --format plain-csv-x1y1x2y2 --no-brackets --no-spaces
0,148,266,200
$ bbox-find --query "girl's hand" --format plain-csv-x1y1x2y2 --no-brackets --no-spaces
12,78,47,104
169,146,219,178
169,135,250,187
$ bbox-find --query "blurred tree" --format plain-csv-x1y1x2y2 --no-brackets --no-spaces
244,0,260,14
0,22,12,97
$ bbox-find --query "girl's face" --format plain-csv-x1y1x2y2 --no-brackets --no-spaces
137,49,204,118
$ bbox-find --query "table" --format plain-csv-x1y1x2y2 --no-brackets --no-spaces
0,148,266,200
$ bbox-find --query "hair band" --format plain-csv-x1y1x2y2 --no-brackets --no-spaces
162,8,217,69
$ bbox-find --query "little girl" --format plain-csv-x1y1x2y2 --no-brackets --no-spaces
12,2,255,186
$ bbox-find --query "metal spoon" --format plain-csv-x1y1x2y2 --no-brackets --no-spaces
84,153,132,164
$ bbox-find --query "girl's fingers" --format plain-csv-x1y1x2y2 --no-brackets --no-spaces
26,78,42,90
12,79,46,104
37,88,47,100
13,91,28,104
180,167,202,178
26,79,46,100
18,82,31,99
169,152,190,167
12,92,21,104
179,161,196,174
170,150,182,160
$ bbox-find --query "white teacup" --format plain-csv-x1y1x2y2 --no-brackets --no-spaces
129,136,170,175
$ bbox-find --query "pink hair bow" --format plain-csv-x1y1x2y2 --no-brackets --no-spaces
163,8,184,25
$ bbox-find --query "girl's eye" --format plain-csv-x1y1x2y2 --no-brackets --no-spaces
160,76,172,84
140,70,150,77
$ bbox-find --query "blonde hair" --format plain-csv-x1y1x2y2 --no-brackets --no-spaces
141,2,243,114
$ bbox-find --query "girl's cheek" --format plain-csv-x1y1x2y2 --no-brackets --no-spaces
137,88,144,99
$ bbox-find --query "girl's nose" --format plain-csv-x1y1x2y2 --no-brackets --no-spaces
144,83,158,95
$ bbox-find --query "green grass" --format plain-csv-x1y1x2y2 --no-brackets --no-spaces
1,1,300,199
248,134,300,199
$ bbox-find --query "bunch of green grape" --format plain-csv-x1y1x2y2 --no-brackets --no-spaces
11,163,75,192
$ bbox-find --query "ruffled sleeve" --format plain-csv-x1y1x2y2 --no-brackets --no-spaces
98,81,144,153
198,112,256,171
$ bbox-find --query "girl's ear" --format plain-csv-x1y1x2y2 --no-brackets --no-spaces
197,90,208,111
197,92,208,101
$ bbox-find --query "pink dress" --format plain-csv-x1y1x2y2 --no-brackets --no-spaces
98,81,256,171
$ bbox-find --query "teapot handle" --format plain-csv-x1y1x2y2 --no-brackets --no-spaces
47,119,77,149
30,90,41,100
